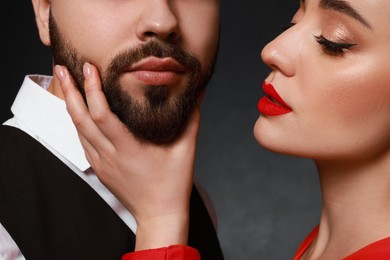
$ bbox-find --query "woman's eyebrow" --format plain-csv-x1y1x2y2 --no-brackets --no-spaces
319,0,372,29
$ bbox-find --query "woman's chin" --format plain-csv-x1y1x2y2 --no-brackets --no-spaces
253,117,304,157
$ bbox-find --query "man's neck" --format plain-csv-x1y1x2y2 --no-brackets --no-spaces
47,74,65,100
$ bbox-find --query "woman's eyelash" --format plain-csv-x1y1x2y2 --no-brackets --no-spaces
314,35,356,56
279,24,356,56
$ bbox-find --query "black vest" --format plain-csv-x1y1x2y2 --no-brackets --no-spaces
0,126,224,260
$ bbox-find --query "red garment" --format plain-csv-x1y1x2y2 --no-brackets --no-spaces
122,245,200,260
294,225,390,260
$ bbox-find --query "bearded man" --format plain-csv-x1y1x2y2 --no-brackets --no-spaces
0,0,223,259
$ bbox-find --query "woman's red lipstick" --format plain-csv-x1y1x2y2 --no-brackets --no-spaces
258,82,292,116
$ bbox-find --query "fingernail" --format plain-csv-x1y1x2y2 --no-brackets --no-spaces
54,65,65,82
83,62,92,79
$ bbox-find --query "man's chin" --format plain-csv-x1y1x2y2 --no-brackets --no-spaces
114,101,190,145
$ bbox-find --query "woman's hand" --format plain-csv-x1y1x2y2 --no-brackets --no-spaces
54,62,201,250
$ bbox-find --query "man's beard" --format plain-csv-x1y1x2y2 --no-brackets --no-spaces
48,12,216,144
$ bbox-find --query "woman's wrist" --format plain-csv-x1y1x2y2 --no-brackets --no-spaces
135,213,190,251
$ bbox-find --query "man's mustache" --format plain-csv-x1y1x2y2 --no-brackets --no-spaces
106,40,200,76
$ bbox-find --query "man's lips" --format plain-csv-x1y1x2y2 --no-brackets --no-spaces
258,82,292,116
126,57,186,85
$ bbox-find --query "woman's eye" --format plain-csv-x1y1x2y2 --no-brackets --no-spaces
314,35,356,56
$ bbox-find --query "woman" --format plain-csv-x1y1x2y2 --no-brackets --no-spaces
256,0,390,258
57,0,390,259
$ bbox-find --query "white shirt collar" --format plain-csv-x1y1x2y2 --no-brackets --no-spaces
8,75,90,171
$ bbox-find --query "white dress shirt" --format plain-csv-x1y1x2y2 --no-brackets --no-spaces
0,75,137,260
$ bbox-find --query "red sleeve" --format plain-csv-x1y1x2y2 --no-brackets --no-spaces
293,225,319,260
122,245,201,260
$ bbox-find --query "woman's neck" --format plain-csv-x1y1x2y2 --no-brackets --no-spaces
303,154,390,259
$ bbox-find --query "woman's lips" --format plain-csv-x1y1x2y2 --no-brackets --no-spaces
258,82,292,116
127,57,186,85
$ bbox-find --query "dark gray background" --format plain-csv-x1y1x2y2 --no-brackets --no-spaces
1,1,321,259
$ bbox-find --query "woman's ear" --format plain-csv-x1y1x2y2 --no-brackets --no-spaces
31,0,51,46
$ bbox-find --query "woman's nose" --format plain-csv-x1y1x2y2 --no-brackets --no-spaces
260,27,298,77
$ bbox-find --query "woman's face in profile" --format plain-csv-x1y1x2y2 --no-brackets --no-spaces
254,0,390,160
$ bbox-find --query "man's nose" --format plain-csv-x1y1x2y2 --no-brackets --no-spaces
136,1,179,42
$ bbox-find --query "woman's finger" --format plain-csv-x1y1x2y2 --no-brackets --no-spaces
55,65,113,152
77,133,99,166
82,63,139,149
